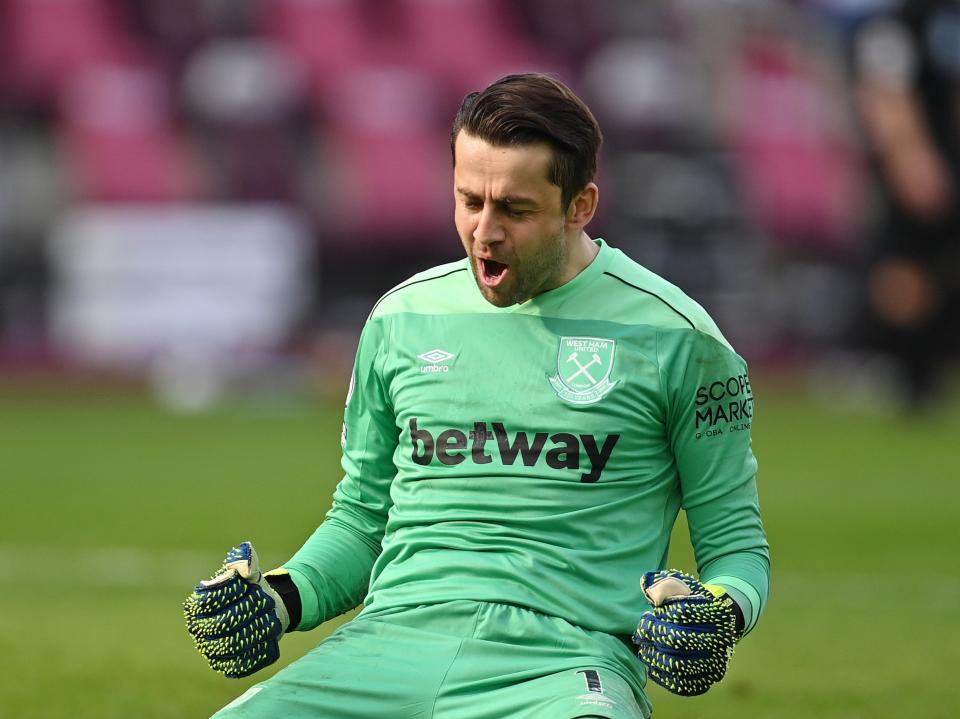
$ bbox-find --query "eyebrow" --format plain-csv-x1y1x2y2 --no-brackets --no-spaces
456,187,540,206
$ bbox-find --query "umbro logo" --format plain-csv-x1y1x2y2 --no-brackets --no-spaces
417,349,455,364
417,348,455,374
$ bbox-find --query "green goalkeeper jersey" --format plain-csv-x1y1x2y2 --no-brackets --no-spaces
285,239,770,640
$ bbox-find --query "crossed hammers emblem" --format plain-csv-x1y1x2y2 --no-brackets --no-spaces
566,351,602,384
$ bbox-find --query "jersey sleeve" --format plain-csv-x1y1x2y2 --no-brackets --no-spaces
283,316,398,630
658,327,770,634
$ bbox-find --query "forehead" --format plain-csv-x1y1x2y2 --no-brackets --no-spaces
453,131,558,201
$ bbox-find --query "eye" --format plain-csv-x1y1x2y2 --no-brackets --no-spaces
506,207,528,218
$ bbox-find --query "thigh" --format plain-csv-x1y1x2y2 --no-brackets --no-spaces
436,663,645,719
521,666,647,719
210,601,651,719
209,613,464,719
433,603,650,719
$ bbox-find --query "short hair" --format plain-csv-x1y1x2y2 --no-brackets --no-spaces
450,73,603,210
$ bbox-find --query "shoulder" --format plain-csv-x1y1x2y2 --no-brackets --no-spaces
369,259,472,319
600,246,733,352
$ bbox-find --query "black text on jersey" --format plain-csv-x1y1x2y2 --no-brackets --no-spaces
409,419,619,483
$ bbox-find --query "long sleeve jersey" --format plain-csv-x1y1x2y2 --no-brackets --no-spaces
285,238,770,642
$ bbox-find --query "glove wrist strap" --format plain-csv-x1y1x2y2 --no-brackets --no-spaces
266,572,302,632
730,596,745,636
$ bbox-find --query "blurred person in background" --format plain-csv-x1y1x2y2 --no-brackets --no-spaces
852,0,960,408
183,73,769,718
578,1,770,355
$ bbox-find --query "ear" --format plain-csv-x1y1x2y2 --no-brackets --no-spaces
565,183,599,230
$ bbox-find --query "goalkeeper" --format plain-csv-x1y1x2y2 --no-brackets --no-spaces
185,73,770,718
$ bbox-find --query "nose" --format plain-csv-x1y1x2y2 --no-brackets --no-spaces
473,205,505,246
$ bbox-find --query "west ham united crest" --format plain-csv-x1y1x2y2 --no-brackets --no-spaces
549,336,618,405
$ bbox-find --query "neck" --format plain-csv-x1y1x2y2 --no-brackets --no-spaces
564,232,599,281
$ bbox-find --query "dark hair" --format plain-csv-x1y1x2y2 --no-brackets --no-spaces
450,73,602,210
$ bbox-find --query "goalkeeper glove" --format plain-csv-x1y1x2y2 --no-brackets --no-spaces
632,569,744,697
183,541,299,678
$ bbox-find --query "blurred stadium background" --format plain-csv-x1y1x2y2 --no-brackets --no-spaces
1,0,958,717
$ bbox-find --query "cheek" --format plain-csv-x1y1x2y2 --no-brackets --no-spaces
454,210,474,244
516,220,555,253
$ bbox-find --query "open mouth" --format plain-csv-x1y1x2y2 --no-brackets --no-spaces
479,258,509,287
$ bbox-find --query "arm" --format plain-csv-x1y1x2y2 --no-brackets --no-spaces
283,315,399,630
632,327,770,696
663,328,770,632
182,317,399,678
854,15,953,220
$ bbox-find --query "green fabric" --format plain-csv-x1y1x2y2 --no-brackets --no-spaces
212,600,650,718
284,237,770,665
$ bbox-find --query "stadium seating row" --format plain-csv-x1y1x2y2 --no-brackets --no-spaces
0,0,561,244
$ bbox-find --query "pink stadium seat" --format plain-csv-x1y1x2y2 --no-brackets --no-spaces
402,0,514,47
6,0,141,105
324,130,451,243
58,64,201,202
726,36,864,250
400,0,550,94
263,0,370,94
318,64,450,244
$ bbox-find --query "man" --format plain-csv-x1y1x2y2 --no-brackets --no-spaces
852,0,960,408
185,74,770,718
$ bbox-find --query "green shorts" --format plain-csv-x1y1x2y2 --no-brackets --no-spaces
212,600,651,718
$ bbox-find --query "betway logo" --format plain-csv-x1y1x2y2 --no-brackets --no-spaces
409,418,619,483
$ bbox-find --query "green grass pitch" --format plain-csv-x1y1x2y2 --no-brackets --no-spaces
1,377,958,718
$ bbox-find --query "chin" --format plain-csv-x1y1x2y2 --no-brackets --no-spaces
482,293,515,308
476,284,511,307
478,280,523,307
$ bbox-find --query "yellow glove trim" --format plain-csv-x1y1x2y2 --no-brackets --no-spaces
703,583,728,600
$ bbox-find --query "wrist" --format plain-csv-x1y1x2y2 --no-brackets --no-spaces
265,571,302,632
713,584,749,637
704,583,745,637
729,595,745,636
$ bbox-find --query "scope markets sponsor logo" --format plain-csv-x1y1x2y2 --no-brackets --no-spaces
408,418,619,483
694,373,753,439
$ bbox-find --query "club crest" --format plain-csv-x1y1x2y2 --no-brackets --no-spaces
549,336,618,405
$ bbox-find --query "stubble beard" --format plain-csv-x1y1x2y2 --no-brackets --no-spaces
472,228,568,307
